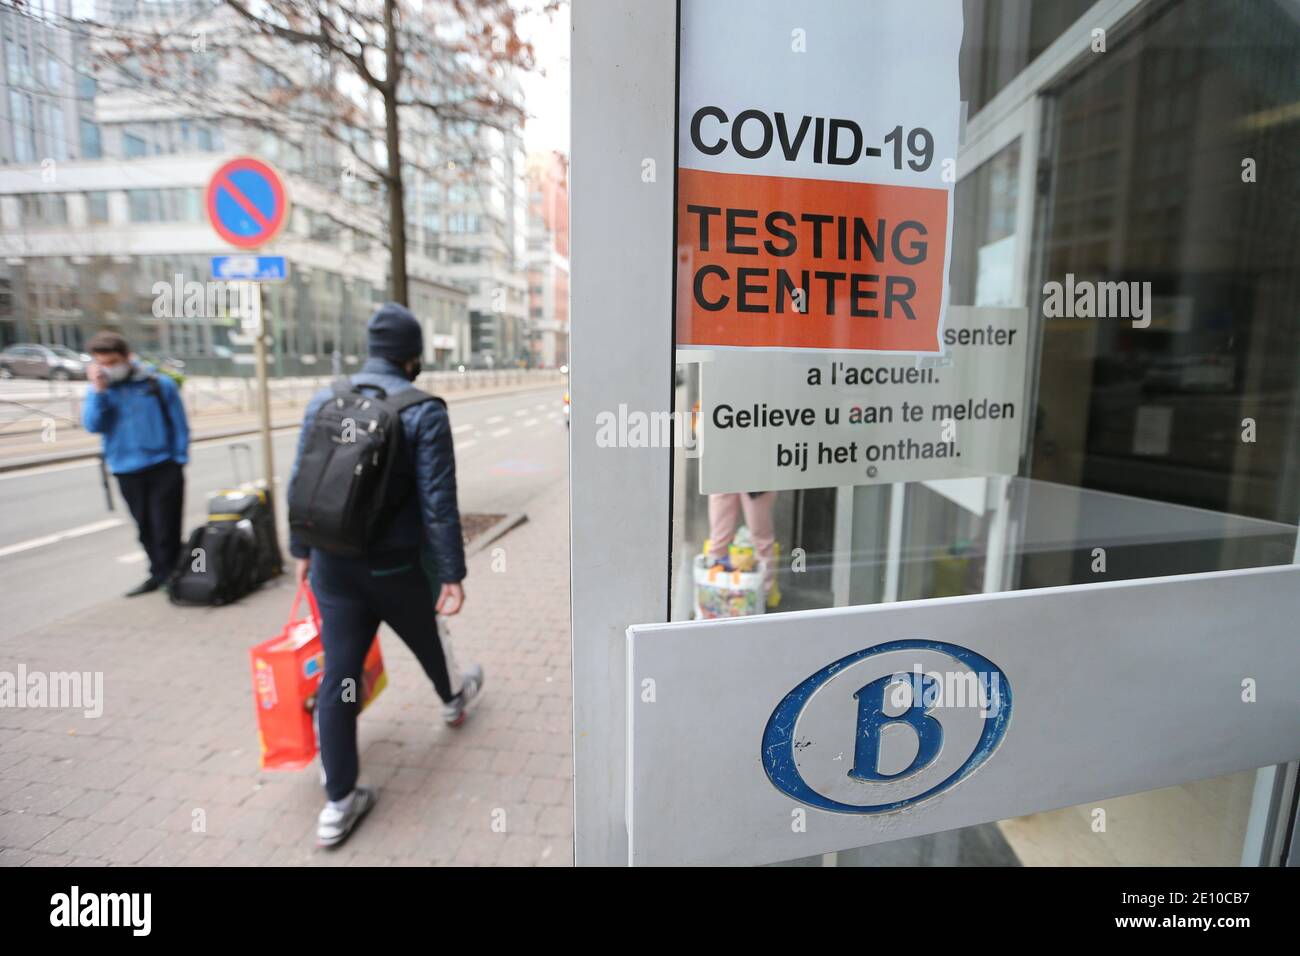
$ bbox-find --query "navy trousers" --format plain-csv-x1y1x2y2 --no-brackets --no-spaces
116,459,184,582
310,548,456,801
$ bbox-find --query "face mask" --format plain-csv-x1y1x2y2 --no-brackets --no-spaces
105,362,132,383
403,361,422,382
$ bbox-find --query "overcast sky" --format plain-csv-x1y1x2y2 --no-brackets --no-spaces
518,1,571,157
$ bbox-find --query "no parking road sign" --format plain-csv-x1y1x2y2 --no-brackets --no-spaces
206,156,290,249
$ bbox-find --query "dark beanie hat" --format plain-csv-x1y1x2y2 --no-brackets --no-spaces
367,302,423,361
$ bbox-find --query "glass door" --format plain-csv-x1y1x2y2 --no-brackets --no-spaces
665,0,1300,866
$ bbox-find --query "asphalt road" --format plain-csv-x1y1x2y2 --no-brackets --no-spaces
0,385,569,636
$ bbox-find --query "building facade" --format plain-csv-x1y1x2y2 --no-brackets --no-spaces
0,0,519,373
526,150,569,369
405,114,532,369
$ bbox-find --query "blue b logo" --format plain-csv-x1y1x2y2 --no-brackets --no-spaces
848,673,944,782
762,640,1012,813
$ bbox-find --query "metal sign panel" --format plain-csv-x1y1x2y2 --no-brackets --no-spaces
206,156,290,249
212,255,288,282
626,564,1300,866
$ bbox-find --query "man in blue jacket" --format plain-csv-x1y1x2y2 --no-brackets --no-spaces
82,331,190,597
289,303,482,848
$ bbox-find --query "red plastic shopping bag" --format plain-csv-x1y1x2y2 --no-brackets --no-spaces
250,582,387,771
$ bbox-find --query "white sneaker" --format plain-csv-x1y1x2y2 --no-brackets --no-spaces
316,786,376,849
442,664,485,727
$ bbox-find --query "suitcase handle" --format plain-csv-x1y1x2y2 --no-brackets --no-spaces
288,581,322,629
229,441,254,487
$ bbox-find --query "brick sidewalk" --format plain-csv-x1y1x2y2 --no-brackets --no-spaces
0,479,572,867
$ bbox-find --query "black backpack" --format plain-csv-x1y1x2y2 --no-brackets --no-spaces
288,377,442,556
169,523,259,606
207,485,282,584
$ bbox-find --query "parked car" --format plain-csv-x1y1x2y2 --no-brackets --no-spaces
0,344,89,381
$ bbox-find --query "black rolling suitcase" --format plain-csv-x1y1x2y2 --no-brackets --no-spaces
207,491,281,585
169,443,283,606
214,442,283,584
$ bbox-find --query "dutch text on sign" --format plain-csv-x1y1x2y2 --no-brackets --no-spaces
697,307,1028,494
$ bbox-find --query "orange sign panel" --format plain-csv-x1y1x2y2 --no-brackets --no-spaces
676,168,948,353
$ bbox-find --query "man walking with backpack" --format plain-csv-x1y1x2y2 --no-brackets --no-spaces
82,331,190,597
288,303,483,848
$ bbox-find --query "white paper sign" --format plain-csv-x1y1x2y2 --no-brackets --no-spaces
698,307,1029,493
676,0,965,355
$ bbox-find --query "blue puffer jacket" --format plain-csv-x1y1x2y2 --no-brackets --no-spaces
82,363,190,475
287,358,467,583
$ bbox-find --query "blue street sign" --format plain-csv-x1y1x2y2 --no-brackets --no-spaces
206,156,290,249
211,255,289,282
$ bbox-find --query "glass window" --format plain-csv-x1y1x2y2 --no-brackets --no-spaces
127,189,156,222
309,210,338,241
669,0,1300,868
79,118,101,159
123,132,147,158
17,193,68,226
670,0,1300,631
44,103,66,160
8,41,31,84
9,91,35,162
958,0,1097,115
125,188,202,223
176,187,201,222
86,191,110,224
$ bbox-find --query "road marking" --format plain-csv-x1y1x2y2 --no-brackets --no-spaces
523,418,539,426
514,409,529,417
452,423,475,435
455,440,478,451
116,552,147,564
0,518,124,559
491,428,511,439
486,415,505,424
546,412,560,420
534,402,548,410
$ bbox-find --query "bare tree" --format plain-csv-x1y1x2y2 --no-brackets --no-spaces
79,0,544,305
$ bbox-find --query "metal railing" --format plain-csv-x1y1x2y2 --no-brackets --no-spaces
0,369,562,437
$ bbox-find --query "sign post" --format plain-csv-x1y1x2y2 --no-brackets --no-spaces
248,284,274,498
205,156,291,494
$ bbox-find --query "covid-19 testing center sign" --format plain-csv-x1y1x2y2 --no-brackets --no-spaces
675,0,961,356
569,0,1300,868
673,1,1031,498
